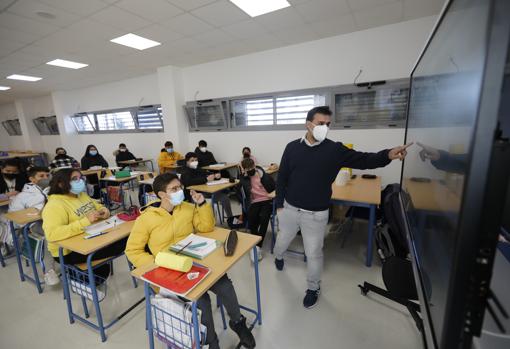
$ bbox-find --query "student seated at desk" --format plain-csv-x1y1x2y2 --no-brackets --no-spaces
125,173,255,349
42,169,126,280
239,158,275,262
114,143,136,168
241,147,258,164
180,152,235,227
158,141,183,172
81,145,109,198
195,140,217,167
9,166,49,213
49,147,80,170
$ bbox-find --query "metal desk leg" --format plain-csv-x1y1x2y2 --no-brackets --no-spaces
0,246,5,267
271,200,276,254
59,247,75,324
192,302,202,349
22,224,43,293
86,253,107,342
253,246,262,325
144,282,155,349
149,160,155,173
366,205,376,267
9,221,25,282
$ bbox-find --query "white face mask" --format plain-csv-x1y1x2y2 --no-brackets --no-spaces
189,161,199,169
312,124,329,142
199,147,207,153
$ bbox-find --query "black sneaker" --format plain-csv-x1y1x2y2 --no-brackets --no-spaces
229,315,256,348
303,288,321,309
274,258,284,271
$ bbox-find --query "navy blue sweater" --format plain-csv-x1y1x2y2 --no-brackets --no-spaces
276,138,391,211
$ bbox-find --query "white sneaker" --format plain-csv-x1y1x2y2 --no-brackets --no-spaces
44,269,60,286
250,246,263,264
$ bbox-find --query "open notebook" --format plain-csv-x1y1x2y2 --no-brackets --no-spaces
206,178,230,186
84,215,125,237
169,234,220,260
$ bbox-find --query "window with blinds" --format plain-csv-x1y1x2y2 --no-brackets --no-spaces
136,106,164,130
96,111,136,131
33,116,60,135
2,119,22,136
184,101,228,130
72,113,96,133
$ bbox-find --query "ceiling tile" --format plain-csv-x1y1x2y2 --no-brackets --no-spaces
222,19,269,39
347,0,398,11
167,0,217,11
403,0,443,20
133,24,184,44
191,0,249,27
0,12,59,36
273,24,321,45
354,1,404,30
89,6,151,32
0,39,26,58
164,37,204,54
6,0,81,28
193,29,236,47
64,18,124,41
309,14,357,38
295,0,351,22
0,26,43,44
243,33,284,51
160,13,214,36
288,0,310,4
115,0,183,22
254,6,304,31
0,51,47,72
38,0,109,16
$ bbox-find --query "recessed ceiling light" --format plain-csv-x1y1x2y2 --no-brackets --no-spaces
0,86,11,91
110,33,161,50
7,74,42,82
47,59,88,69
230,0,290,17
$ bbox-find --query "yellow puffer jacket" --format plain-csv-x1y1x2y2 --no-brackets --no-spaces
157,150,183,170
125,201,215,268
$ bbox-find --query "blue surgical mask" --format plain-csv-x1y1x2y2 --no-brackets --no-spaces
89,150,98,156
168,189,184,206
166,148,174,153
70,179,86,195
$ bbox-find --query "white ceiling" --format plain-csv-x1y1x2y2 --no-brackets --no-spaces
0,0,444,104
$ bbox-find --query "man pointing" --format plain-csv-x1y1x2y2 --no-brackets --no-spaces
274,106,411,309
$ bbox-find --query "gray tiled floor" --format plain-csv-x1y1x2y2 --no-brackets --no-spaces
0,220,422,349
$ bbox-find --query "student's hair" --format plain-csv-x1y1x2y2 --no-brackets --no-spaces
153,173,179,199
306,106,332,122
198,140,207,147
48,168,80,195
241,158,255,169
27,166,49,179
119,143,126,148
2,158,21,169
164,141,173,147
84,144,99,157
242,147,251,154
185,152,197,162
55,147,66,154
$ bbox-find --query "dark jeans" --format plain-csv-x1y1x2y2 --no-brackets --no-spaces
197,274,242,345
248,200,273,247
53,238,127,280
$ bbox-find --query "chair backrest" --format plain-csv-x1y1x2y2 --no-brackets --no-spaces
138,172,156,181
380,184,409,258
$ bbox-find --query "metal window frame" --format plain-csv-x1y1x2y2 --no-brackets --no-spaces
33,115,60,135
184,100,229,131
2,119,23,136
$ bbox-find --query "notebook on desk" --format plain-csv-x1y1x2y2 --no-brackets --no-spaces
207,163,226,168
142,262,210,296
84,216,125,236
169,234,220,259
206,178,229,186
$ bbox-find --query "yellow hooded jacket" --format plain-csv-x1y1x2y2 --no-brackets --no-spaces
42,192,104,257
125,201,215,268
158,150,183,170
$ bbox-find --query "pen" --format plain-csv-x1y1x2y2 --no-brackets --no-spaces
175,240,192,255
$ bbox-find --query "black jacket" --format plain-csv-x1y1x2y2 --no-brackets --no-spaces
180,166,209,202
81,154,109,170
239,166,275,209
115,150,136,167
0,174,27,194
194,147,217,167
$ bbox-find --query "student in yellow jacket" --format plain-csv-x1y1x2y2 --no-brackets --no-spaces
157,141,183,172
125,173,255,349
42,168,127,280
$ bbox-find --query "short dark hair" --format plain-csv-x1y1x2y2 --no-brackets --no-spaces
306,106,332,122
164,141,173,147
48,168,81,195
119,143,126,148
153,173,179,199
198,140,207,147
241,158,255,169
2,158,20,169
242,147,251,154
27,166,49,179
185,152,197,162
55,147,66,154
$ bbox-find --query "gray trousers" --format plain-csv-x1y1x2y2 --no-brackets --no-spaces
274,201,329,291
213,191,233,218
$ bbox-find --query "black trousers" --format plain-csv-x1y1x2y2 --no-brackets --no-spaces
247,200,273,247
53,238,127,280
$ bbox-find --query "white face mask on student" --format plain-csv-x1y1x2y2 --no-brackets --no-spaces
189,161,199,169
312,124,329,142
199,147,207,153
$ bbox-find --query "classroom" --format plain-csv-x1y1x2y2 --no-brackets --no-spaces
1,1,509,349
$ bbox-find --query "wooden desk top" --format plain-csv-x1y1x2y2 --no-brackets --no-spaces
81,167,120,176
4,208,41,225
118,159,153,165
403,178,461,213
187,180,239,194
0,199,9,207
132,228,261,301
0,152,42,160
100,175,138,183
201,163,238,171
331,176,381,205
56,220,134,255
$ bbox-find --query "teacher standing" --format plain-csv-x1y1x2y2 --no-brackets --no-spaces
274,106,411,309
